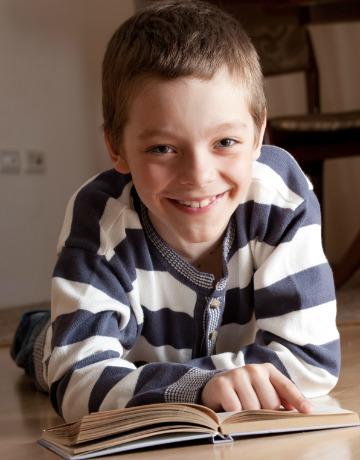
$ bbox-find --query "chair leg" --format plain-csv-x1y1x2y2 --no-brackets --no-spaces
300,160,325,243
302,161,360,288
332,230,360,289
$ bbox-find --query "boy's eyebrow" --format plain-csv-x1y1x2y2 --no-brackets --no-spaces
211,122,248,133
138,122,248,140
138,128,175,140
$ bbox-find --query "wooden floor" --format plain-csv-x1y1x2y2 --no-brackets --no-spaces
0,324,360,460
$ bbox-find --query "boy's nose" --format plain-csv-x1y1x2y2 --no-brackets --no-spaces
178,150,216,187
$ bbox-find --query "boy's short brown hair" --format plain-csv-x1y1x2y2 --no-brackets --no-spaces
102,0,266,151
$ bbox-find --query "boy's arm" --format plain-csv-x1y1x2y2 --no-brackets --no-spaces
200,187,340,410
46,247,219,422
46,174,220,423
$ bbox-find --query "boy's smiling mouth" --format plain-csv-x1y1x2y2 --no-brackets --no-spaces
168,192,226,211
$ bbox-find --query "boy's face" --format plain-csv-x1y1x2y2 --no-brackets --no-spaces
108,68,265,254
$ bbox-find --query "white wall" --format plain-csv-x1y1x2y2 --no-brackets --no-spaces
266,22,360,263
0,0,135,308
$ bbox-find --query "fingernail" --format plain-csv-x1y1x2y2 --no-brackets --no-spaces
300,401,313,413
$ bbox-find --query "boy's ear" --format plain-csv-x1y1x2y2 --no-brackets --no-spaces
252,114,267,160
104,133,130,174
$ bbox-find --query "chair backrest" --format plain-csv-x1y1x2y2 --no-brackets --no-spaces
210,2,321,113
249,20,320,113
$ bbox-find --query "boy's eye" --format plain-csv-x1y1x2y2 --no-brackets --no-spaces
216,138,237,148
146,145,175,154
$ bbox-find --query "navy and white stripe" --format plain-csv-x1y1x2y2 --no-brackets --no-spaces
43,145,340,422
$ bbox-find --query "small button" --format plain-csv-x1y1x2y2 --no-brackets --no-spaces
209,298,221,309
209,330,218,341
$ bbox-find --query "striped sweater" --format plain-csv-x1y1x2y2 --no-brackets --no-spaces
43,145,340,422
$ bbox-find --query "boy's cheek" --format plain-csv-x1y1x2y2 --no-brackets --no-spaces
132,170,162,190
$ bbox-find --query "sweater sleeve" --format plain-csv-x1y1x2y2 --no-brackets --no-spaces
46,246,218,422
250,188,340,397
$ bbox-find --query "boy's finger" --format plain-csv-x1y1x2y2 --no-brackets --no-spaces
252,379,282,410
281,400,295,411
235,378,261,410
221,387,243,412
269,368,313,414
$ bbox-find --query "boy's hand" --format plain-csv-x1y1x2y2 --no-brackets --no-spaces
201,363,313,413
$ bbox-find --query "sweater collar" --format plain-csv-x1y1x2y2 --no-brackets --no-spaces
139,199,235,291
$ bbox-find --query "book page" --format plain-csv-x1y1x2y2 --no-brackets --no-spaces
43,403,220,446
217,406,359,436
217,405,356,425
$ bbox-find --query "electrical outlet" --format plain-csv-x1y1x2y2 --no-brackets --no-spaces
25,150,46,173
0,149,21,174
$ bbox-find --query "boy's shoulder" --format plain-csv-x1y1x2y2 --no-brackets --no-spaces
252,144,312,209
73,169,133,205
57,170,140,253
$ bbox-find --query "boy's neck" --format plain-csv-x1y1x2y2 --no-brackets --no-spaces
168,236,224,280
145,208,225,280
192,243,224,280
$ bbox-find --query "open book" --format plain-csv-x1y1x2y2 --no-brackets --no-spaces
39,402,360,460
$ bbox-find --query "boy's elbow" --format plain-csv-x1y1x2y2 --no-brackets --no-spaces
295,340,341,398
300,371,339,399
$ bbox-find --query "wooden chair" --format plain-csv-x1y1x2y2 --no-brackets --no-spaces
210,1,360,288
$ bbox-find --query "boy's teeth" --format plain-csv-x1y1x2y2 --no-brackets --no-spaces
177,196,216,208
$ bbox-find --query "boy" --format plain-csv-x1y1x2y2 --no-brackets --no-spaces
12,0,340,422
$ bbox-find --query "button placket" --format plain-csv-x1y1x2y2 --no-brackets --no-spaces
209,298,221,309
208,330,218,342
206,297,222,355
